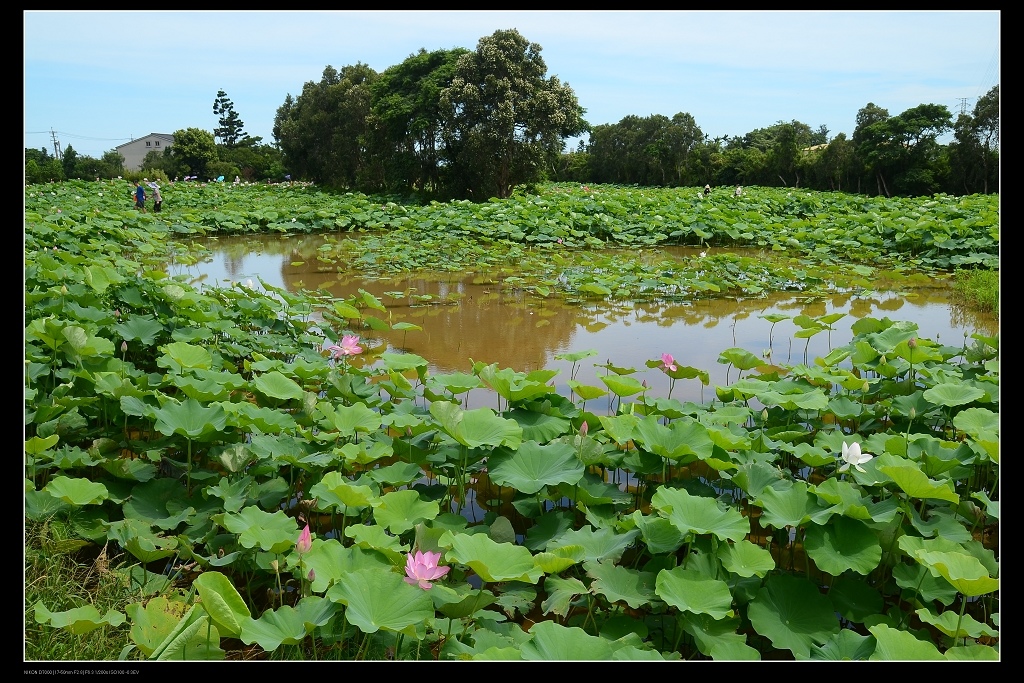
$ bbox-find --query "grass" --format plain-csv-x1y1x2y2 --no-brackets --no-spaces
24,520,137,661
952,267,1000,317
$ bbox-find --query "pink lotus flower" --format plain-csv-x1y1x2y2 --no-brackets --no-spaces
579,421,589,437
296,524,312,555
661,353,678,372
404,550,450,590
328,335,363,358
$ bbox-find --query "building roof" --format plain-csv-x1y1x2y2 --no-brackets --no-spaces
116,133,175,150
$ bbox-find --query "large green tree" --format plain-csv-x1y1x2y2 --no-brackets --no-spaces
948,85,999,194
438,29,588,199
169,127,218,179
368,47,469,195
853,102,952,196
274,64,378,188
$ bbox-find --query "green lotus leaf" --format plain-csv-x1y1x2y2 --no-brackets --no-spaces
655,566,733,619
122,478,193,529
440,532,543,584
547,526,640,563
717,347,762,370
892,562,958,606
25,434,60,456
221,401,297,433
532,544,585,574
309,471,379,513
425,371,484,395
803,516,882,576
541,575,589,617
363,461,423,487
915,550,999,597
487,440,584,495
753,480,835,530
325,568,433,638
302,540,392,594
943,644,1001,660
159,341,213,371
952,406,998,439
633,415,714,462
218,506,298,554
114,315,164,345
193,571,251,638
867,623,944,660
126,596,190,656
922,382,986,408
680,612,760,660
807,629,876,660
879,465,960,504
652,486,749,542
629,511,686,555
585,560,658,609
506,408,572,443
748,573,840,658
34,601,126,635
566,380,608,400
240,597,339,651
717,538,776,578
251,370,305,401
474,364,558,403
891,339,943,364
915,607,998,639
316,401,382,437
43,475,109,506
333,301,361,319
824,576,883,625
152,397,227,439
429,402,523,449
372,489,440,535
598,374,647,398
597,413,639,445
520,620,615,660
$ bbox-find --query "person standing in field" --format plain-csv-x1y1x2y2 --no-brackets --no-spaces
150,183,163,212
133,180,147,212
703,184,711,196
734,185,743,197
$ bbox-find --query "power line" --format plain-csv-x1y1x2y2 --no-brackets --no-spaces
25,130,132,142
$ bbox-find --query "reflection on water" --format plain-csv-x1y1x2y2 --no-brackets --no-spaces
168,234,998,407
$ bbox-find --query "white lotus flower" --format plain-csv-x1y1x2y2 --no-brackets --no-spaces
838,441,873,473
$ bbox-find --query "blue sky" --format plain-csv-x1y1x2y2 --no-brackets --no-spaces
24,10,1000,160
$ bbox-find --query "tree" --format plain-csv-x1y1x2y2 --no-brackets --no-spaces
169,127,217,178
212,89,247,147
949,85,999,194
368,47,469,195
101,150,126,176
273,64,378,188
438,29,588,199
60,145,79,179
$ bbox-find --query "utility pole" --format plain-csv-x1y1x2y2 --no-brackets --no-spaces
957,98,970,116
50,128,62,160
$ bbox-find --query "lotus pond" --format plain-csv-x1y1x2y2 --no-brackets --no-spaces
25,181,999,661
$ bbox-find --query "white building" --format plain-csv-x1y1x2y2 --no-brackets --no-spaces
115,133,175,171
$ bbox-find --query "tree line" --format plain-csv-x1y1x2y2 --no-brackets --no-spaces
25,28,998,199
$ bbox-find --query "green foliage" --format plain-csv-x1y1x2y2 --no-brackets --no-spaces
23,181,1000,661
438,28,588,200
952,268,999,316
169,127,217,179
274,63,378,189
212,89,247,147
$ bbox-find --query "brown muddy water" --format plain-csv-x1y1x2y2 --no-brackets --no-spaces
167,234,998,410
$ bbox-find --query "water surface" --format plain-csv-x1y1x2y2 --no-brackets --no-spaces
168,234,998,407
